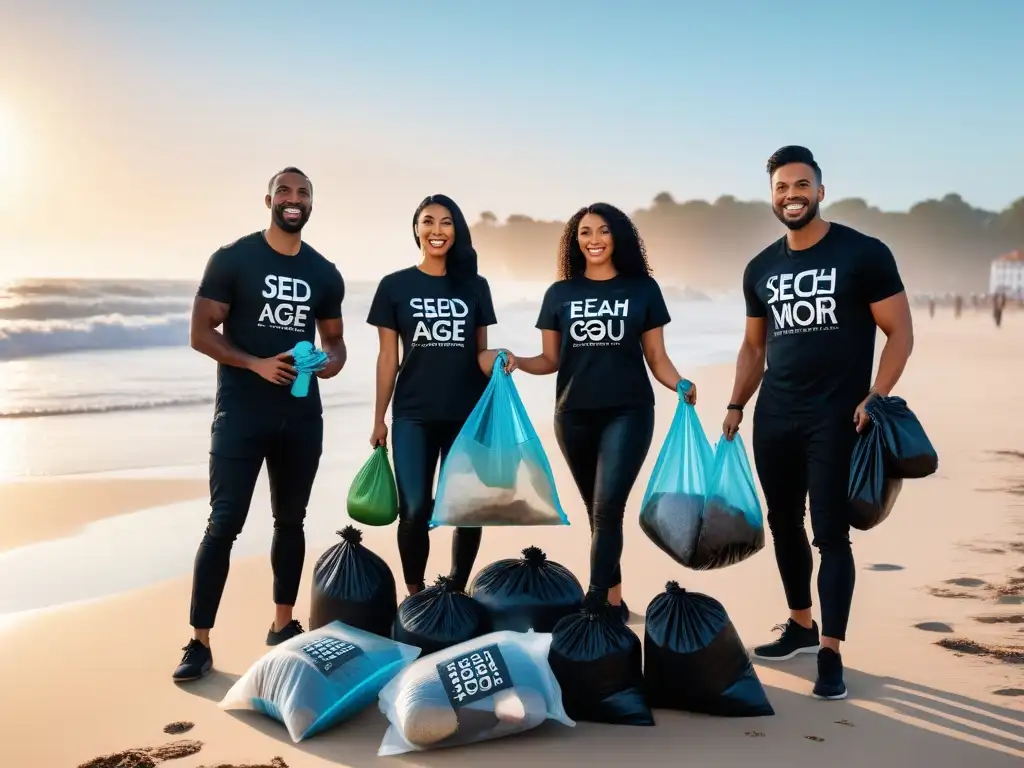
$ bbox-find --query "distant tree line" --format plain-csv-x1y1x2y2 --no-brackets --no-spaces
470,193,1024,293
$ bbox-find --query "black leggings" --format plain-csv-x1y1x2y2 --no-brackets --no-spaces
190,410,323,630
554,406,654,595
752,408,857,641
392,417,482,590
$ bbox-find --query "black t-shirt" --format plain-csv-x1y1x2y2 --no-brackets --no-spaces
196,231,345,415
743,222,905,417
536,274,671,412
366,266,497,423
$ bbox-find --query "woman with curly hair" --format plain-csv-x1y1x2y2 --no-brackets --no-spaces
479,202,695,614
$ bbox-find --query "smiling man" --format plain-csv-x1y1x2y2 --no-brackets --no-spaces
721,146,914,701
173,167,347,682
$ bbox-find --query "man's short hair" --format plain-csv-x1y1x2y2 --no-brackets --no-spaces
268,166,312,194
766,146,821,183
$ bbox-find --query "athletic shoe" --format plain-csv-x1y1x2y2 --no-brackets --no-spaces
172,639,212,682
752,619,821,660
812,647,848,700
619,599,630,623
267,619,305,646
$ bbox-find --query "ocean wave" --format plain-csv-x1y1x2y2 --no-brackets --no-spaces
0,298,194,322
0,394,214,419
0,313,190,361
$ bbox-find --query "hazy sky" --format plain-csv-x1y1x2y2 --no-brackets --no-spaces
1,0,1022,280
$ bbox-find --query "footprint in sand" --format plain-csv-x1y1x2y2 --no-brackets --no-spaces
945,577,988,588
78,739,203,768
197,760,288,768
914,621,954,633
993,688,1024,697
972,614,1024,625
162,722,194,735
867,563,905,572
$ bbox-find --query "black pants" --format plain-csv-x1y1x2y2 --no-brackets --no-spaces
752,408,857,641
392,417,482,590
554,405,655,594
189,409,323,630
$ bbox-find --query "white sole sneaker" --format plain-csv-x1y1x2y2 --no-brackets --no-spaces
752,644,820,662
812,688,849,701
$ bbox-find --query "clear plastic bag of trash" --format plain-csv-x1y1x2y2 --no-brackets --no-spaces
376,629,574,755
431,352,569,528
220,620,420,742
639,382,714,567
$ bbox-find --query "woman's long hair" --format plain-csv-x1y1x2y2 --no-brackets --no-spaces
412,194,479,280
556,202,652,281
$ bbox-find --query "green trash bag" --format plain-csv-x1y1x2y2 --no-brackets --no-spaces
347,446,399,526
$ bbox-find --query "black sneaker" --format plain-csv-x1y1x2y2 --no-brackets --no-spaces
267,619,305,646
812,647,848,700
172,639,212,682
752,619,821,661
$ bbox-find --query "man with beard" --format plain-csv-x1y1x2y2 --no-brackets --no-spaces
173,167,347,681
721,146,913,700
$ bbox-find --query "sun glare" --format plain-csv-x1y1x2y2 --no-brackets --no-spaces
0,103,17,186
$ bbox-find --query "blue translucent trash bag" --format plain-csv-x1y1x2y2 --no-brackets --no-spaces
219,620,420,742
431,352,569,527
376,629,574,756
693,433,765,569
639,381,714,567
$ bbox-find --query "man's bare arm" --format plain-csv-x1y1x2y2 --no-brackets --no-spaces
868,291,914,396
728,316,768,407
189,296,257,370
316,317,347,379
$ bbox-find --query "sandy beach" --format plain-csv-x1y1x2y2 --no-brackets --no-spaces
1,308,1022,767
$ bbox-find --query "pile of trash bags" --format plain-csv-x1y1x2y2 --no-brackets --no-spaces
431,352,570,528
309,526,397,637
469,546,584,632
224,523,777,750
640,390,764,570
848,395,938,530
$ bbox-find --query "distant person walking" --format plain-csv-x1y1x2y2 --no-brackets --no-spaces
721,146,914,701
928,298,935,318
173,167,347,682
993,291,1006,327
954,294,963,318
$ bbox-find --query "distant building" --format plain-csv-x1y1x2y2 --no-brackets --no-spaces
990,250,1024,297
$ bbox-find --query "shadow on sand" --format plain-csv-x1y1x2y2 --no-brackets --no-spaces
191,659,1024,768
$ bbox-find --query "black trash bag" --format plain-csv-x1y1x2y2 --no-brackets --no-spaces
468,546,584,633
848,417,903,531
309,525,397,637
548,595,654,726
870,395,939,479
643,581,774,717
393,575,491,657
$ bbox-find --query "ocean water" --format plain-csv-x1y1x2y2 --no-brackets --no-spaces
0,276,747,622
0,276,746,479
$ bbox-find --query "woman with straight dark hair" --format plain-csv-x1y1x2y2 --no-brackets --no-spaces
367,194,496,595
479,202,695,616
